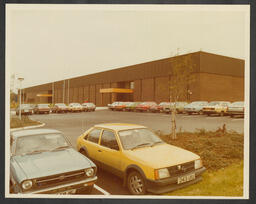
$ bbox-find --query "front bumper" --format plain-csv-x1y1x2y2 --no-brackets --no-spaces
23,176,97,194
203,110,218,114
146,167,206,194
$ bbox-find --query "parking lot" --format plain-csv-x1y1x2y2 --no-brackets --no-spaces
29,109,244,195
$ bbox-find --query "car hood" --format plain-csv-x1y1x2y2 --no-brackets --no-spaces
11,148,94,183
125,143,199,169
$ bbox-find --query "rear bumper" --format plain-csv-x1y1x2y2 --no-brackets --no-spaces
227,111,244,115
23,176,97,194
146,167,206,194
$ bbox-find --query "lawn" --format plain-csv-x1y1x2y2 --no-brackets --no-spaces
166,161,243,196
158,129,244,196
10,115,41,128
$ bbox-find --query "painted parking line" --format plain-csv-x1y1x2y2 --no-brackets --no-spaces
94,184,111,195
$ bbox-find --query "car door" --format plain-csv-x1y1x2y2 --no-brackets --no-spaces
82,128,102,161
97,129,123,177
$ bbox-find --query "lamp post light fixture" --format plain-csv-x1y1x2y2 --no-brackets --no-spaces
18,77,24,120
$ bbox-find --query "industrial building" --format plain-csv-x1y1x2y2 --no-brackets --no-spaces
23,51,244,106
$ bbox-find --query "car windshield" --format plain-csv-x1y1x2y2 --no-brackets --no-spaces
190,101,207,105
232,101,244,106
38,104,49,108
208,101,220,106
56,103,66,107
15,133,69,156
118,128,163,150
20,104,30,108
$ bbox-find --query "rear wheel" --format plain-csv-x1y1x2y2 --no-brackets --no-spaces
220,111,224,117
127,171,146,195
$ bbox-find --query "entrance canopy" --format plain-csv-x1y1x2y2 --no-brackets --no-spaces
36,94,52,97
100,88,133,94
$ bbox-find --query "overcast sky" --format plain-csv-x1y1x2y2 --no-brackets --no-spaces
6,4,249,89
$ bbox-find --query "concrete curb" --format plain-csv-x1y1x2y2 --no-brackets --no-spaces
10,122,45,132
95,107,108,111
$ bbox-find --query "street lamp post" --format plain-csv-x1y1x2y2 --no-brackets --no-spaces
18,77,24,120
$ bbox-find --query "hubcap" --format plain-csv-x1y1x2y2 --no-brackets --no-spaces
130,175,144,194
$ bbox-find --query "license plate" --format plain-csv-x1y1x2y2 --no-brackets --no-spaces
177,173,195,184
58,189,76,195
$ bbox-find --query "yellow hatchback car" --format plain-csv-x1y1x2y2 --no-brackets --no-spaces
77,123,206,195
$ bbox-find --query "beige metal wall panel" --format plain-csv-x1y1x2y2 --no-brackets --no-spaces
102,83,111,106
73,87,79,102
78,87,84,103
133,80,141,102
155,76,169,103
69,88,74,103
199,73,244,102
89,85,96,104
95,84,102,106
141,78,154,101
83,86,90,102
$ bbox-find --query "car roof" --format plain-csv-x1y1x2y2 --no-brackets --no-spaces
94,123,146,131
11,129,62,139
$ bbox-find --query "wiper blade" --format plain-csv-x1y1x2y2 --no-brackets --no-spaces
26,150,47,155
51,146,70,151
131,143,152,150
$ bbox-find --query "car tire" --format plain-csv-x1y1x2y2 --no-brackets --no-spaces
127,171,146,195
198,110,203,115
220,112,224,117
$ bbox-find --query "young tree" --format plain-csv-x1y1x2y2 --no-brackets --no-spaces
168,50,197,139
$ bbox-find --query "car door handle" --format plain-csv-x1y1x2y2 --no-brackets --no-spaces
98,150,102,152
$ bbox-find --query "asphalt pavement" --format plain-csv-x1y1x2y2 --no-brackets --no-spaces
29,109,244,195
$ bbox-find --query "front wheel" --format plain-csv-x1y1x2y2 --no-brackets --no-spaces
127,171,146,195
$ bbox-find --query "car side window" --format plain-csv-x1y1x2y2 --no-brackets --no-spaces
100,130,119,151
87,129,101,143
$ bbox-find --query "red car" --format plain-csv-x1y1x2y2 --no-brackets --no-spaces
114,102,129,111
136,102,157,112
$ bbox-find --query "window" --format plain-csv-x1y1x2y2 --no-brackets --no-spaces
100,130,119,150
87,129,101,143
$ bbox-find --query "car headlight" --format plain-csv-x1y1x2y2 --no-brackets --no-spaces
194,159,203,169
85,168,94,177
21,180,33,190
155,168,170,179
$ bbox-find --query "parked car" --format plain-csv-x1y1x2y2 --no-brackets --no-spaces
10,129,97,194
15,104,33,115
108,102,121,111
149,102,169,113
77,123,206,195
113,102,128,111
227,101,244,117
184,101,209,115
82,103,96,112
125,102,142,112
135,102,157,112
202,101,231,116
68,103,83,112
52,103,69,113
34,104,50,114
175,102,189,113
162,102,174,114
